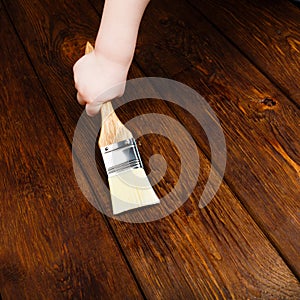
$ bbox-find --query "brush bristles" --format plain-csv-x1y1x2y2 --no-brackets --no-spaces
108,168,160,215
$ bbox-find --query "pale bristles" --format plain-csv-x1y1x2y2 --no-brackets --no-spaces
108,168,160,215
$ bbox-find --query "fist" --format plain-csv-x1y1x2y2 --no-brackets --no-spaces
73,51,128,116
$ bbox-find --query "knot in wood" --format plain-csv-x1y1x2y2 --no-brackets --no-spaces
261,97,276,107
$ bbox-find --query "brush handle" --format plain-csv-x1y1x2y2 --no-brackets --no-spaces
99,100,133,147
101,101,115,124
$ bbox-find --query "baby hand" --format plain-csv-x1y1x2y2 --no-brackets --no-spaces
73,50,128,116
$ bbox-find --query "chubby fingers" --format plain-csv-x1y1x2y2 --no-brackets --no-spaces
77,92,87,105
76,92,102,116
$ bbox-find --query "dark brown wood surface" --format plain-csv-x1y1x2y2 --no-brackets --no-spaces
91,0,300,276
1,0,300,298
187,0,300,107
0,3,142,299
141,0,300,276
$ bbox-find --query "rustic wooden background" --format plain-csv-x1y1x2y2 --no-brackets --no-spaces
0,0,299,298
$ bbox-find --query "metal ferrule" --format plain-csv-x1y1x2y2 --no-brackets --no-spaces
100,138,143,177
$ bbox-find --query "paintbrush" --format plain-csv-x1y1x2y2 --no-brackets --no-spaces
85,42,160,215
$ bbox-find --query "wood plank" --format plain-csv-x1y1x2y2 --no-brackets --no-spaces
137,0,300,274
0,4,142,299
111,84,300,299
3,0,300,298
187,0,300,107
90,0,300,276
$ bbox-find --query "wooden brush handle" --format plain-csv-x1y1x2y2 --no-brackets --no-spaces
84,42,133,146
100,101,115,126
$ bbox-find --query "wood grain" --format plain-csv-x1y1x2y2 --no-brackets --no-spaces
119,0,300,276
187,0,300,107
2,0,300,298
0,6,142,299
61,64,300,298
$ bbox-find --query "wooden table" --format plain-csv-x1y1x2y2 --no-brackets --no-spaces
1,0,299,298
